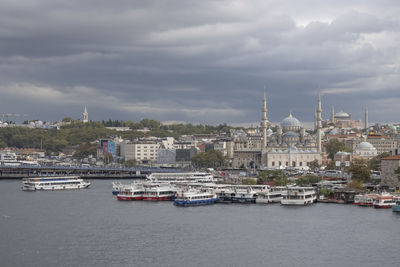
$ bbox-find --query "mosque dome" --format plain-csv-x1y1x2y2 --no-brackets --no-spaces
266,129,273,134
281,114,301,128
335,110,350,118
355,141,374,150
283,131,299,138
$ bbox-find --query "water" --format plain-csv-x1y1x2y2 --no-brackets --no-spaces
0,180,399,267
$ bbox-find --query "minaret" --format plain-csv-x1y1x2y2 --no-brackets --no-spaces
331,106,335,125
316,92,322,153
83,106,89,123
261,90,268,148
365,107,368,130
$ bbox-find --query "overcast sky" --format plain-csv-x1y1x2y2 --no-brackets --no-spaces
0,0,399,125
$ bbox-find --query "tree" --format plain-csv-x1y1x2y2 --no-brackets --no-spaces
242,178,257,185
349,158,371,182
73,142,97,159
257,170,288,186
369,152,391,170
325,139,352,160
308,159,320,171
191,150,225,168
296,175,321,186
326,160,336,170
124,159,137,167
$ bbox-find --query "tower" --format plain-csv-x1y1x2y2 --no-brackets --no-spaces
365,107,368,130
316,92,322,153
261,90,268,148
83,106,89,123
331,106,335,125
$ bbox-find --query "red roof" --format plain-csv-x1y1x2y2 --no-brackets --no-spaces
382,155,400,160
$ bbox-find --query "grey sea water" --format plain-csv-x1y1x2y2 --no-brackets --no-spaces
0,179,399,267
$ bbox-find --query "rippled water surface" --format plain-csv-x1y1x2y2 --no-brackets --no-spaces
1,180,399,267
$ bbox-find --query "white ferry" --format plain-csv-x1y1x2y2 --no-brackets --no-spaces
147,172,216,183
256,187,282,204
142,185,177,201
373,193,395,209
117,184,145,201
232,187,258,203
174,189,218,206
354,194,377,207
22,176,90,191
281,187,316,205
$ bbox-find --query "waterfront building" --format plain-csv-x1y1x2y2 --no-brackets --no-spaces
120,140,160,164
381,155,400,187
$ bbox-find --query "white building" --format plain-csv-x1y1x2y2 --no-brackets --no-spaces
120,140,160,164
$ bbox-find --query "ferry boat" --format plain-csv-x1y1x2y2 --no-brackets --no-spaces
112,181,125,195
142,185,176,201
231,188,258,203
22,176,90,191
117,185,145,201
215,187,235,203
281,187,316,205
147,172,216,183
174,189,218,206
354,194,377,207
256,188,282,204
373,193,395,209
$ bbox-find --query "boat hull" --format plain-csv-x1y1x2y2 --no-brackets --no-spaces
232,197,256,204
117,195,143,201
392,205,400,212
174,198,218,206
374,204,393,209
142,196,173,201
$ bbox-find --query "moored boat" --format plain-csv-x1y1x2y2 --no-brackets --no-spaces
281,186,316,205
142,185,176,201
373,193,395,209
231,188,257,203
174,189,218,206
117,185,145,201
22,176,90,191
256,189,282,204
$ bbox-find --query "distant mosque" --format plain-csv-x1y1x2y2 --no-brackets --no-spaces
233,93,323,170
82,106,89,123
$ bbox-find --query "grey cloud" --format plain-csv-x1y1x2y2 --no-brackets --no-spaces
0,1,399,125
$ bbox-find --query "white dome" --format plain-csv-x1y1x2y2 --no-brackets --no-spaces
335,110,350,118
281,114,301,127
356,141,374,150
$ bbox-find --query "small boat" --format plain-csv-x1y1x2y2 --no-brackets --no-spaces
117,185,145,201
174,189,218,206
112,181,124,195
373,193,395,209
22,176,90,191
281,187,316,205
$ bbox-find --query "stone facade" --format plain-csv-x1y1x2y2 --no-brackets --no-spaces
381,155,400,187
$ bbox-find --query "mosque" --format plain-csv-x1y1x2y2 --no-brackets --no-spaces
233,93,323,170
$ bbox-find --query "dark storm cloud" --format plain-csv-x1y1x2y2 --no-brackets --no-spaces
0,0,399,125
